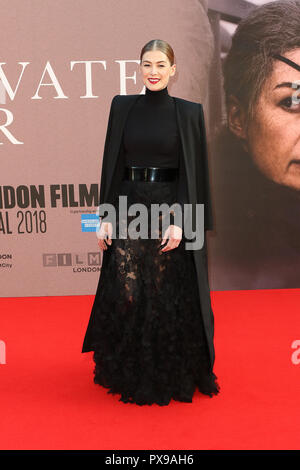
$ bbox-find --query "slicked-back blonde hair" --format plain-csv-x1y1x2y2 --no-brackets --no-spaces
140,39,175,66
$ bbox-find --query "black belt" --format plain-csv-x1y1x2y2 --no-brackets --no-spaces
123,166,179,182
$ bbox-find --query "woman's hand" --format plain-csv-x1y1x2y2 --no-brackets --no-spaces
97,222,113,250
160,224,182,252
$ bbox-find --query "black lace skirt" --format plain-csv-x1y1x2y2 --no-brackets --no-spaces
90,178,220,406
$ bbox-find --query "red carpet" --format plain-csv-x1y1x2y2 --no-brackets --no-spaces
0,289,299,450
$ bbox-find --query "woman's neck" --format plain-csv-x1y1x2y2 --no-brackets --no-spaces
144,85,170,104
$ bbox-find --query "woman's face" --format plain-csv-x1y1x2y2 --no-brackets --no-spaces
140,49,176,91
230,48,300,191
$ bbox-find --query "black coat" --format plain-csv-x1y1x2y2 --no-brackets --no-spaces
82,93,216,370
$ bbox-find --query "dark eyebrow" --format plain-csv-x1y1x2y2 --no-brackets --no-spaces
273,81,300,90
142,60,167,64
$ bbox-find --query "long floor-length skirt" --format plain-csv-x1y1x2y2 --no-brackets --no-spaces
89,178,220,405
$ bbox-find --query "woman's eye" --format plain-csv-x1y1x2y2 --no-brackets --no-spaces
280,95,300,111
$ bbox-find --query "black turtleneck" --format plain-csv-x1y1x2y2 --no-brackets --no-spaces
122,85,180,168
119,85,189,217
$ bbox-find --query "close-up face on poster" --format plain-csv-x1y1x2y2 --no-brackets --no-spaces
208,0,300,291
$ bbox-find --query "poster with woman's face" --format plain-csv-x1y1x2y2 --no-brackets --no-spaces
208,0,300,290
1,0,299,296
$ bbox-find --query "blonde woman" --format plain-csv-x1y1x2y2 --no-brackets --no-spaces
82,39,220,406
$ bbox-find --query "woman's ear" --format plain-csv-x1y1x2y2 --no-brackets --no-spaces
227,94,248,141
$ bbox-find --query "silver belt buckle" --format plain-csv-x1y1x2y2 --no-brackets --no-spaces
149,168,156,182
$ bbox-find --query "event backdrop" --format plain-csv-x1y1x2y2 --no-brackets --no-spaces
1,0,299,296
0,0,214,296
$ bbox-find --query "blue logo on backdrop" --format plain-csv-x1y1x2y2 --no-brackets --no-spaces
81,214,99,232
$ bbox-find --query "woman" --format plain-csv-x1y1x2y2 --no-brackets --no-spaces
211,0,300,290
82,39,220,406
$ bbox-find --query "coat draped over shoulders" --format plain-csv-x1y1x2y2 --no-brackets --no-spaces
96,93,216,370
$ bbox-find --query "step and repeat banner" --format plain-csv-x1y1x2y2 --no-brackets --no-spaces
0,0,214,296
1,0,299,296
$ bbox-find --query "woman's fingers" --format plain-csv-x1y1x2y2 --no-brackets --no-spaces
160,225,182,252
160,239,180,252
98,237,112,251
98,238,109,250
97,222,183,252
97,222,113,251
